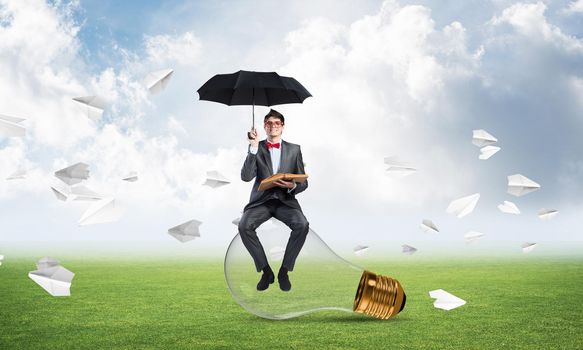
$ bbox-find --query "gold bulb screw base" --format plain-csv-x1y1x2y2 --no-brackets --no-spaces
353,270,406,320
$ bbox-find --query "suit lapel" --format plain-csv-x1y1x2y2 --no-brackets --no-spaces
260,140,274,175
280,140,291,173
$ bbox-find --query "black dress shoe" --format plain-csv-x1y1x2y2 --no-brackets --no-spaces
256,271,275,291
278,272,291,292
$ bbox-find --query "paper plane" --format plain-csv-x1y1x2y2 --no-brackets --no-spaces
521,242,537,253
6,169,26,180
78,197,124,226
507,174,540,197
203,171,230,188
464,231,484,244
70,185,103,201
232,217,241,226
538,209,558,220
29,264,74,297
402,244,417,255
420,219,439,233
472,129,497,147
498,200,520,214
353,245,369,256
73,95,107,121
479,146,500,160
0,114,26,138
429,289,466,311
384,156,417,178
122,171,138,182
269,246,286,262
143,69,174,94
50,184,102,201
446,193,480,218
168,219,202,243
51,185,69,201
36,257,60,270
55,162,90,185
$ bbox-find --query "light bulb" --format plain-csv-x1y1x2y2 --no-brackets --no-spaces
224,220,406,320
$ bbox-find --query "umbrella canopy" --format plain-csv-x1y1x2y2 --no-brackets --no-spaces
197,70,312,127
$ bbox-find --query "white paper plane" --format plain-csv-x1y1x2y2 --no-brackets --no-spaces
384,156,417,178
78,197,124,226
402,244,418,255
472,129,497,147
73,95,107,121
464,231,484,244
143,69,174,94
36,257,60,270
521,242,537,253
29,265,74,297
0,114,26,138
269,246,286,262
50,184,101,201
353,245,369,256
122,171,138,182
419,219,439,233
498,200,520,214
446,193,480,218
51,185,69,201
168,219,202,243
70,185,103,201
55,162,90,185
507,174,540,197
232,217,241,226
6,169,26,180
538,209,558,220
479,145,501,160
203,171,230,188
429,289,466,311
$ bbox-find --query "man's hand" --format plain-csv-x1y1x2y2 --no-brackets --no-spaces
273,179,295,189
247,127,259,148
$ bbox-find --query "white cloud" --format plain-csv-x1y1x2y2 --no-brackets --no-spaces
491,2,583,52
565,0,583,14
53,124,248,215
145,31,202,66
167,115,188,136
278,0,483,211
0,0,97,148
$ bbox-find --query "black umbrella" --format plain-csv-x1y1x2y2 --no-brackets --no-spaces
197,70,312,129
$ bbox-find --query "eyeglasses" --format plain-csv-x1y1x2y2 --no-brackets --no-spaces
264,121,283,127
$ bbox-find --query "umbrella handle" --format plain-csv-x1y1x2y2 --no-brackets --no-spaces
248,89,255,139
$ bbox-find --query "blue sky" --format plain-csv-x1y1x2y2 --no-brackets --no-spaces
1,0,583,255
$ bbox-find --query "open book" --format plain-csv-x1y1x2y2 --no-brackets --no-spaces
258,173,309,191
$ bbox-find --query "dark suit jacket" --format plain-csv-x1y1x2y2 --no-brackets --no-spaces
241,140,308,212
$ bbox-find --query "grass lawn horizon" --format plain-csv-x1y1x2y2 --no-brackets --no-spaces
1,254,582,349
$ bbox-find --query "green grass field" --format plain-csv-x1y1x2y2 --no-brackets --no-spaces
1,255,582,349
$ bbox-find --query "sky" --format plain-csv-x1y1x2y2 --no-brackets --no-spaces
1,0,583,255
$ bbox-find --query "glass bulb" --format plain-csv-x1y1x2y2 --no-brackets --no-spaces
224,219,406,320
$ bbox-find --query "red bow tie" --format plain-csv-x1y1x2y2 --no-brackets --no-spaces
266,142,280,149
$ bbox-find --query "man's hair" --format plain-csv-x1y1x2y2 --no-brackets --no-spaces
264,109,285,124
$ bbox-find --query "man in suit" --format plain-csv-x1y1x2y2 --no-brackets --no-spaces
239,109,309,292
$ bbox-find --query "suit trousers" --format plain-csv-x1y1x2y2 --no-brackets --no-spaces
238,199,309,272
